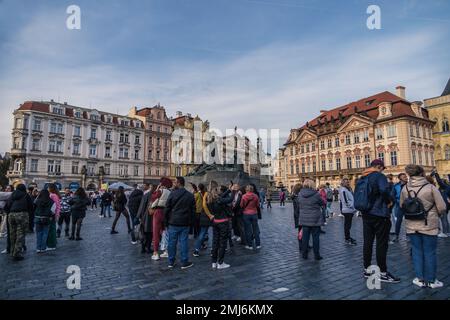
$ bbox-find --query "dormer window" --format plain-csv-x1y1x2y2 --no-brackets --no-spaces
90,114,99,121
52,105,64,115
75,110,81,118
121,119,129,126
135,120,140,128
106,116,112,124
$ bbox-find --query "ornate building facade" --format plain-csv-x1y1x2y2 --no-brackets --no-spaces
281,87,435,190
8,100,145,189
424,78,450,175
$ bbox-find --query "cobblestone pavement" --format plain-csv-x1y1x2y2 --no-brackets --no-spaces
1,202,449,300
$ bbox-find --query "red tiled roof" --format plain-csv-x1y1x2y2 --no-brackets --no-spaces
18,101,49,113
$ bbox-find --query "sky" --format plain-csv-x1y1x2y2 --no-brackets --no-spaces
0,0,449,155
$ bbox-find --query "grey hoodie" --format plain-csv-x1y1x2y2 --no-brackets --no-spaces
298,188,325,227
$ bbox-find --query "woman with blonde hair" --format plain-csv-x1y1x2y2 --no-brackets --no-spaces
298,179,325,260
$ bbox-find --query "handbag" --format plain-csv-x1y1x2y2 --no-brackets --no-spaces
298,228,303,241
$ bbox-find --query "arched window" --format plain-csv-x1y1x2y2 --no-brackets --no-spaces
443,118,449,132
445,146,450,161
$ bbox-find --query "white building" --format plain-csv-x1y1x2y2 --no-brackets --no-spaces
8,100,145,190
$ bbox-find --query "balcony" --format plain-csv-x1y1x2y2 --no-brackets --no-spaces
72,152,81,156
48,172,63,177
7,170,23,177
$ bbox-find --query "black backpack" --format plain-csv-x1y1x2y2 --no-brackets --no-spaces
401,184,434,225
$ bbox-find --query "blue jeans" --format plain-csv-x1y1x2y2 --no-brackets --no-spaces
194,227,209,251
242,214,260,247
394,205,404,236
35,222,50,251
301,226,320,257
408,233,438,283
101,205,111,217
440,211,449,234
168,225,190,265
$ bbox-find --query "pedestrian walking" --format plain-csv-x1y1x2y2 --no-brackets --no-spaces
279,190,286,207
164,176,196,269
339,178,357,245
400,165,447,288
355,159,400,283
111,186,133,237
6,184,33,261
47,184,61,251
34,190,56,253
68,187,91,240
266,191,272,210
0,186,13,255
298,179,324,260
431,170,450,237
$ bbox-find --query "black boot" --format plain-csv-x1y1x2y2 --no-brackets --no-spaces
56,229,61,238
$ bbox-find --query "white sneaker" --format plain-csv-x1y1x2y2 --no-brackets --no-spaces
338,214,344,217
217,263,230,269
256,245,261,249
46,247,56,251
131,240,137,245
428,280,444,288
151,254,160,261
235,237,241,242
412,278,426,288
212,263,217,269
231,236,237,241
160,251,169,258
438,233,448,238
245,246,253,250
1,249,7,254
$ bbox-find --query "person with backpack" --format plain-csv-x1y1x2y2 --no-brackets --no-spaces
339,178,357,245
390,173,408,243
400,165,447,288
68,187,91,240
354,159,400,283
34,189,56,252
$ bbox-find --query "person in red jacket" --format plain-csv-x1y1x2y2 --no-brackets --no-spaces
240,185,261,250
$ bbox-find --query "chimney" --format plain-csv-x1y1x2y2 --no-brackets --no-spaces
176,111,182,117
396,86,406,99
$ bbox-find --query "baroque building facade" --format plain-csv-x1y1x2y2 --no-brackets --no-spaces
8,100,145,189
280,86,435,190
424,78,450,175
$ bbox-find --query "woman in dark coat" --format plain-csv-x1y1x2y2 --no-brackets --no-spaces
137,184,156,254
68,187,90,240
298,179,325,260
111,186,132,235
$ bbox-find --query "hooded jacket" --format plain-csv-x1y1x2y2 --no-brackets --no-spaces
339,186,356,214
240,192,260,215
360,167,391,218
7,186,33,214
298,188,324,227
400,176,447,236
69,195,91,219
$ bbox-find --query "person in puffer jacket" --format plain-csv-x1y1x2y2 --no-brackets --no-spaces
400,165,447,289
339,178,357,245
57,188,72,238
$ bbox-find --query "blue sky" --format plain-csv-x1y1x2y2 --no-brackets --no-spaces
0,0,449,153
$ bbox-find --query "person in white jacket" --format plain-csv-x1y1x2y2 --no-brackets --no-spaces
339,178,357,245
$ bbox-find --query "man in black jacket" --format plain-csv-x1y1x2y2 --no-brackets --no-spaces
6,184,33,260
164,177,196,269
100,190,113,218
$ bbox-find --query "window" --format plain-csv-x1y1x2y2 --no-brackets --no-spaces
306,144,310,153
320,140,325,150
295,162,299,174
119,147,129,158
148,149,153,160
52,106,64,115
134,149,139,160
89,144,97,156
106,116,112,124
32,139,40,151
362,130,369,142
156,167,160,176
312,161,316,172
104,164,110,175
48,160,61,173
445,146,450,160
328,159,333,170
416,123,420,137
157,112,161,120
378,152,384,163
390,151,398,166
335,137,340,147
418,150,423,165
376,127,384,140
346,157,352,169
135,135,140,145
90,114,99,121
327,139,332,148
57,123,64,134
300,145,304,153
336,158,341,171
13,137,21,149
73,143,80,155
33,119,41,131
74,126,81,137
311,143,316,152
412,150,417,164
134,166,139,176
87,164,96,175
354,134,360,144
90,128,97,139
157,126,161,133
72,161,79,174
105,146,111,158
290,148,293,156
156,150,160,160
175,166,181,177
430,151,435,166
345,134,351,145
387,124,396,137
321,159,326,171
410,124,414,137
49,140,63,153
15,118,22,129
75,110,81,118
164,151,168,161
355,155,361,168
50,122,57,133
443,119,450,132
30,159,38,172
106,130,112,141
119,133,129,143
364,154,371,167
301,163,305,173
425,151,429,166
